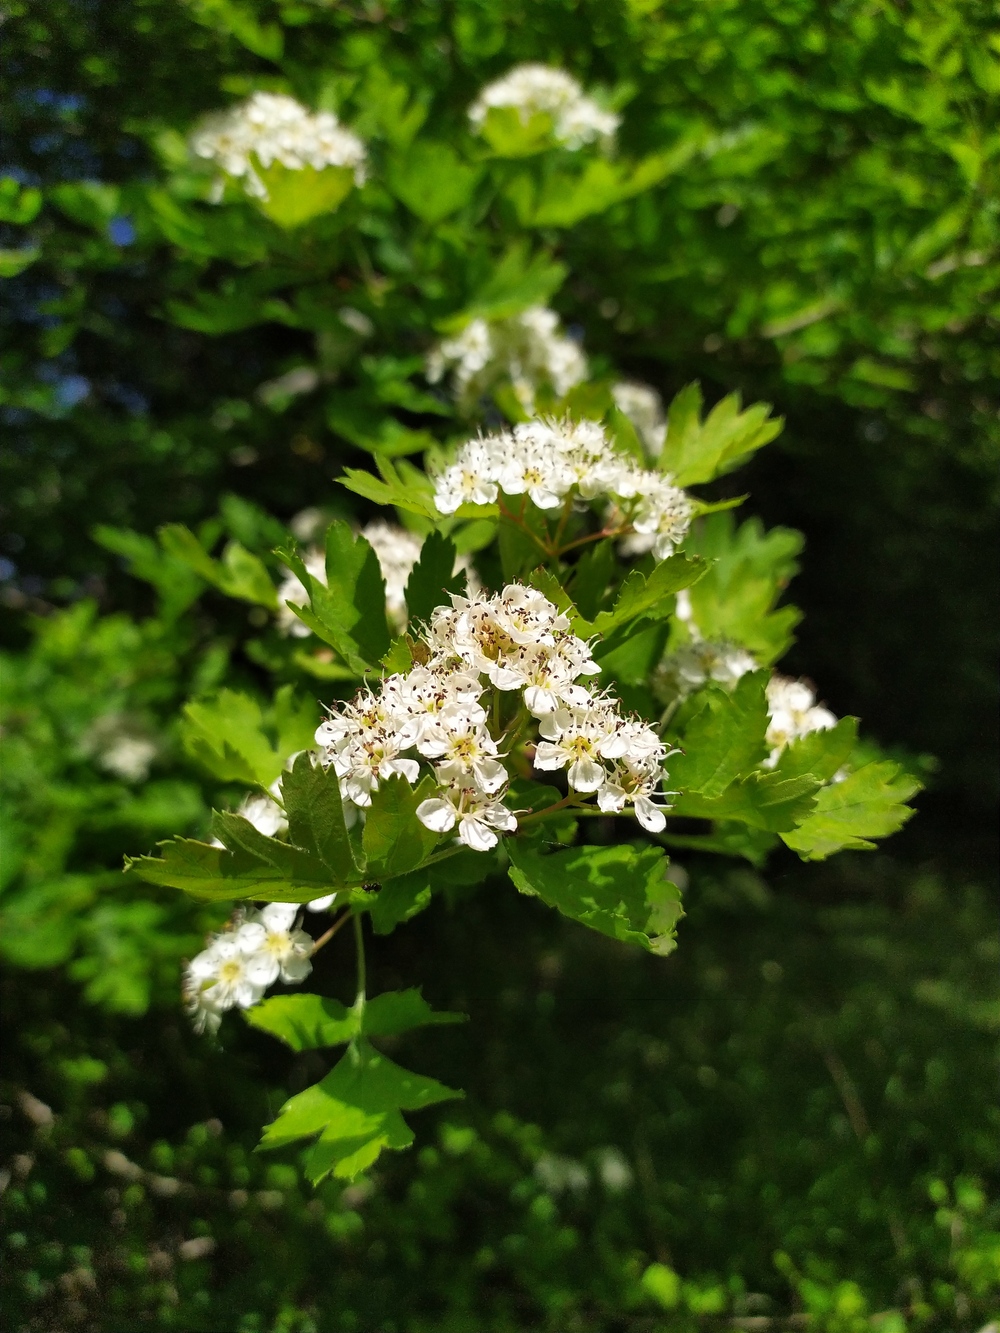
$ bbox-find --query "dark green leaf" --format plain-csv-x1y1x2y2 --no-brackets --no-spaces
404,531,463,626
362,775,441,880
281,752,363,883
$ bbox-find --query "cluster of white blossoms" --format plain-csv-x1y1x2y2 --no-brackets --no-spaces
427,307,588,412
764,675,837,766
468,64,620,151
314,583,675,849
433,417,694,561
612,381,666,456
277,522,426,637
656,638,759,699
184,903,314,1034
191,92,367,201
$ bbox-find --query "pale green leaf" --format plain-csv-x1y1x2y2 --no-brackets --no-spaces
781,761,921,860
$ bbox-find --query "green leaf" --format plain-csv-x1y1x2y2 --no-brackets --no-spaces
659,383,783,486
280,752,363,883
259,1040,462,1182
437,242,567,332
253,161,356,229
660,823,779,868
369,869,432,934
781,762,921,860
671,771,821,831
363,776,441,880
125,835,340,903
386,140,481,222
683,514,803,665
93,525,205,620
0,247,40,278
278,521,390,670
774,717,859,783
381,636,415,675
0,177,42,224
404,531,463,626
514,147,699,228
211,810,331,884
577,555,706,639
339,456,441,521
157,525,277,609
180,686,316,787
246,988,465,1051
507,841,683,956
668,672,770,798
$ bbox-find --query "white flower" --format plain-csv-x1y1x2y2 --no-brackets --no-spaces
469,65,619,151
416,709,508,793
765,676,837,766
612,381,666,456
184,931,265,1033
81,714,157,783
237,903,314,988
191,92,367,200
306,893,338,913
427,308,587,411
416,783,518,852
535,702,622,792
657,639,758,698
431,416,694,565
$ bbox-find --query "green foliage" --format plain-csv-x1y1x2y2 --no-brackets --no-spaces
681,515,804,664
260,1039,462,1183
507,841,683,956
660,382,783,486
781,761,922,860
0,0,993,1322
180,686,316,787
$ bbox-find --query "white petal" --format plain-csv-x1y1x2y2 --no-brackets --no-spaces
259,903,297,931
306,893,338,912
280,955,313,984
597,783,626,813
473,757,509,793
235,922,267,954
416,797,457,833
245,954,281,988
634,796,666,833
458,816,499,851
567,757,606,792
533,742,567,771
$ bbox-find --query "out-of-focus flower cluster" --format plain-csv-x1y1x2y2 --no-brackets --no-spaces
469,64,620,151
764,675,837,766
314,582,676,852
432,417,694,561
612,381,666,456
191,91,367,200
427,307,588,412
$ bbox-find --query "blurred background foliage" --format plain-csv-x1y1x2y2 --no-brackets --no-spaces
1,0,997,1329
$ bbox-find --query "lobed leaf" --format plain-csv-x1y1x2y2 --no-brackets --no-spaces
668,672,771,798
181,686,315,788
362,775,441,881
259,1040,462,1182
507,841,683,956
781,761,921,860
246,988,465,1051
280,752,363,884
660,383,783,486
404,531,464,626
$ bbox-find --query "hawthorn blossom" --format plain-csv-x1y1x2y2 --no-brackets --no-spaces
656,639,758,700
468,65,620,152
236,903,314,989
311,582,675,850
612,381,667,456
191,92,367,201
427,308,588,412
765,676,837,766
431,417,694,561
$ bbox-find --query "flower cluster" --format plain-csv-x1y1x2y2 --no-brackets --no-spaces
612,381,666,456
655,638,758,700
277,521,437,637
426,307,588,412
184,903,314,1034
314,583,675,850
432,417,694,561
191,92,367,201
764,675,837,766
469,64,620,151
